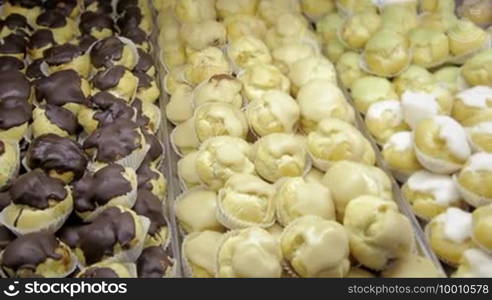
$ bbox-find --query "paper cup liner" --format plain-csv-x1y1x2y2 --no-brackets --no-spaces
359,51,412,78
415,147,463,174
117,142,150,171
454,174,492,208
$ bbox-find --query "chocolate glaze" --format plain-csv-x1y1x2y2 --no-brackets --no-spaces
26,134,88,181
134,70,152,89
84,0,113,14
2,14,33,32
0,70,30,101
10,169,67,209
58,207,136,265
134,49,153,73
117,6,143,31
121,26,148,46
80,12,114,35
136,162,159,191
91,92,135,126
91,66,127,91
116,0,139,14
137,246,173,278
90,37,124,69
36,10,67,28
2,232,62,273
44,43,84,66
0,140,4,155
6,0,39,8
83,119,141,163
73,164,132,213
79,267,119,278
35,69,88,106
0,226,15,250
29,29,56,49
44,0,78,17
0,192,11,210
0,56,24,72
143,131,162,164
133,189,166,235
0,33,27,55
132,98,149,128
0,98,33,130
26,59,46,80
44,104,80,135
77,34,97,52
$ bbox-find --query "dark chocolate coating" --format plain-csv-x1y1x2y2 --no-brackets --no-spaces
91,65,126,91
120,26,148,46
35,69,87,106
0,191,11,210
0,56,24,72
116,0,139,14
132,98,150,128
44,0,78,17
84,0,113,14
0,226,15,250
142,126,163,164
90,37,124,69
137,246,173,278
79,267,119,278
0,140,4,155
136,162,159,192
36,10,67,28
73,164,132,213
26,59,46,80
58,207,136,265
117,6,143,31
44,104,80,135
134,70,152,89
0,34,28,55
133,189,166,235
43,43,84,66
6,0,40,8
77,34,97,52
0,98,33,130
91,92,135,126
1,14,33,33
10,169,67,209
134,48,153,73
26,134,88,181
80,12,114,35
29,29,56,49
0,70,30,101
2,232,63,274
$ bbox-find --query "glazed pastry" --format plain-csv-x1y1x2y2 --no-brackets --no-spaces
43,44,90,78
322,161,393,218
59,206,149,266
134,72,160,104
227,35,271,71
216,174,276,229
307,118,375,171
281,216,350,278
452,86,492,126
297,80,354,133
28,29,57,60
26,134,88,183
1,232,76,278
414,116,471,174
456,152,492,207
402,170,463,221
350,76,398,115
448,19,488,57
467,122,492,153
0,169,73,235
137,246,175,278
382,254,441,278
136,163,167,200
0,226,15,251
90,36,138,70
175,188,225,234
77,262,137,278
91,66,139,102
32,105,80,139
182,231,223,278
336,51,368,90
184,47,231,86
454,248,492,277
195,136,255,191
246,90,299,137
433,66,468,93
288,55,337,95
177,152,201,189
0,139,20,191
408,27,449,68
79,11,115,40
426,208,475,266
393,65,435,96
275,177,335,226
271,42,317,74
35,10,79,45
253,133,307,182
238,64,290,103
193,74,243,109
216,227,282,278
462,49,492,87
181,20,226,53
365,100,409,144
133,189,168,248
472,204,492,252
73,164,137,221
382,131,423,180
343,195,415,270
0,56,25,72
340,11,381,50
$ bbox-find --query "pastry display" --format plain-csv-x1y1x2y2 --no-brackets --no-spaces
382,131,423,180
182,230,223,278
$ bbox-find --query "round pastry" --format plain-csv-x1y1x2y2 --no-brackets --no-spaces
85,0,114,14
419,11,458,32
90,36,138,70
0,13,33,38
335,0,377,14
91,66,139,102
43,44,91,78
426,207,475,266
134,72,160,104
28,29,57,60
216,227,282,278
216,0,258,18
307,118,376,171
160,43,186,72
400,90,446,129
336,51,368,90
174,0,216,24
32,105,80,139
0,98,32,142
133,189,168,248
45,0,82,18
184,47,231,86
0,139,20,191
351,76,398,115
408,27,449,68
275,177,335,226
0,169,73,235
382,254,442,278
363,29,411,77
120,26,151,53
137,246,175,278
0,56,25,73
0,33,27,60
134,48,156,77
227,35,271,71
271,42,317,74
222,14,267,42
182,231,223,278
175,188,225,234
281,216,350,278
420,0,456,13
322,161,393,218
300,0,335,22
117,6,153,37
454,248,492,277
238,64,290,103
402,170,464,221
253,133,308,182
366,100,409,145
257,0,302,26
459,0,492,27
343,195,415,270
73,164,137,221
297,79,355,133
316,13,343,43
165,84,194,125
264,12,319,51
193,75,243,109
83,119,149,170
79,11,115,40
471,204,492,252
382,131,423,180
433,66,468,93
26,134,88,183
59,206,149,266
340,11,381,50
288,55,337,95
414,116,471,174
170,118,200,155
181,20,226,53
452,86,492,126
0,70,31,102
393,65,435,96
467,122,492,153
141,132,164,168
456,152,492,207
136,162,167,200
246,90,300,137
0,232,76,278
77,262,137,278
177,152,201,189
304,168,324,185
216,174,276,229
35,10,79,45
462,49,492,86
379,3,418,34
448,19,488,57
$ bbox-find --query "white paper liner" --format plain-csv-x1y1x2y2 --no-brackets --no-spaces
415,147,463,174
454,174,492,208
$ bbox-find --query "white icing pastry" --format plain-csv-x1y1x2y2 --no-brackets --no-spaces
434,116,471,161
384,131,413,152
461,248,492,277
407,171,460,206
366,100,403,126
457,86,492,108
464,152,492,173
401,91,439,129
438,208,473,244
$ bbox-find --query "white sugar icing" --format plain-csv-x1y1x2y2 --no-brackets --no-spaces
457,86,492,108
438,208,472,244
465,152,492,173
366,100,402,127
407,170,460,206
385,131,413,152
469,122,492,134
434,116,471,160
401,91,439,129
463,249,492,277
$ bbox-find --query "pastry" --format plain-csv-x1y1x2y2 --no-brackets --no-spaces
289,55,337,95
43,44,91,78
467,122,492,153
472,204,492,252
350,76,398,115
90,36,138,70
182,231,223,278
79,11,115,40
454,248,492,277
448,19,488,57
77,262,137,278
193,74,243,109
382,131,423,180
35,10,79,45
238,64,290,103
32,105,80,139
271,42,317,74
340,11,381,50
0,139,20,191
227,35,271,71
28,29,57,60
408,27,449,68
137,246,175,278
222,14,267,42
174,0,216,24
336,51,368,90
177,152,201,189
462,49,492,86
136,162,167,200
165,84,194,125
365,100,408,144
181,20,226,53
393,65,435,96
0,98,32,142
456,152,492,207
216,0,258,19
184,47,231,86
382,254,442,278
452,86,492,126
91,66,139,102
134,72,160,104
300,0,334,22
133,189,168,248
433,66,468,93
257,0,301,26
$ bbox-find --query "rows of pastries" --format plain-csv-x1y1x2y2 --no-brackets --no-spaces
151,0,492,278
0,0,174,278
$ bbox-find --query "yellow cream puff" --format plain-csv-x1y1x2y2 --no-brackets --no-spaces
238,64,290,103
182,231,223,278
456,152,492,207
193,75,243,109
382,131,423,180
471,204,492,252
350,76,398,115
452,86,492,126
365,100,409,144
462,49,492,87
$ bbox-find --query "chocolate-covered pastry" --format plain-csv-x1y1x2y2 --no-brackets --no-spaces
29,30,56,57
0,192,11,211
80,11,115,39
44,0,80,18
91,65,139,101
117,6,151,35
76,34,97,52
136,162,166,199
36,10,67,28
0,33,27,58
32,104,80,138
0,140,20,192
2,0,42,26
116,0,139,14
0,70,30,101
43,43,90,78
133,189,167,247
0,56,24,72
84,0,113,14
120,26,149,51
134,48,155,76
90,36,136,69
137,246,174,278
142,131,163,166
26,134,88,183
0,98,32,141
0,226,14,250
78,267,118,278
26,59,46,80
0,14,33,36
134,70,160,104
36,10,79,44
77,262,137,278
